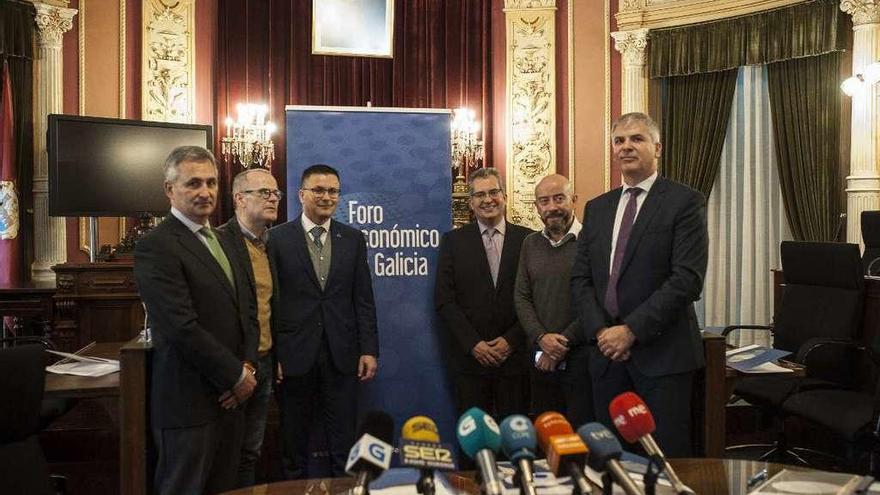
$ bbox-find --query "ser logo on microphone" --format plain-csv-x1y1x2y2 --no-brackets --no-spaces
400,440,456,470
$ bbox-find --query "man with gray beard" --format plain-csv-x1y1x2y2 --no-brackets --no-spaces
514,174,593,425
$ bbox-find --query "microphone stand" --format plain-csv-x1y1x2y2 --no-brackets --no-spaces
643,455,663,495
601,472,614,495
416,471,435,495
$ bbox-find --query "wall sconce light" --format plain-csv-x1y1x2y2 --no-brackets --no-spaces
841,62,880,96
221,103,276,170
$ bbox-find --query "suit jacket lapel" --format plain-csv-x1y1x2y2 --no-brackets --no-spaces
170,218,237,301
228,218,257,292
596,189,621,287
619,178,667,277
291,219,322,291
328,220,343,287
466,223,493,287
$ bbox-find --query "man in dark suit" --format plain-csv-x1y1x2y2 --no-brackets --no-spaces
571,112,708,458
435,167,533,419
134,146,258,495
217,168,280,487
267,164,378,479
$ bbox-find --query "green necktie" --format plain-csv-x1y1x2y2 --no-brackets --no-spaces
199,227,235,288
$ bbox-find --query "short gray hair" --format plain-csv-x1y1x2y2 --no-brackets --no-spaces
611,112,661,144
163,146,217,183
232,168,274,194
468,167,504,195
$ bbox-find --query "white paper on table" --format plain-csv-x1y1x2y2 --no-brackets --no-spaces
45,349,120,377
736,361,794,374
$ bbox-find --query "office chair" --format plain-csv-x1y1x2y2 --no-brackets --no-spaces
862,211,880,275
723,241,865,464
0,344,55,495
781,337,880,475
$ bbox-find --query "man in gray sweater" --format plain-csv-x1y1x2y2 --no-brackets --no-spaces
514,174,593,425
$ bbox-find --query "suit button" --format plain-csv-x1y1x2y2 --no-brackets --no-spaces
318,322,323,327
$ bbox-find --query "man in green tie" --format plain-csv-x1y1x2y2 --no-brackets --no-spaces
134,146,258,495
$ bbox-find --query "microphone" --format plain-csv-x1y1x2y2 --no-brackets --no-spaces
345,411,394,495
577,422,644,495
834,212,847,242
400,415,456,495
499,415,539,495
608,392,692,494
533,412,592,495
456,407,503,495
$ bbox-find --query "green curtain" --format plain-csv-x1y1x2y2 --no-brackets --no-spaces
768,52,841,242
659,69,738,198
650,0,848,78
0,0,34,60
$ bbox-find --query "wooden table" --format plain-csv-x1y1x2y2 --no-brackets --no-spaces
217,458,816,495
44,341,123,399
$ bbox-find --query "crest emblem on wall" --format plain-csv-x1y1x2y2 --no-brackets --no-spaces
0,180,19,240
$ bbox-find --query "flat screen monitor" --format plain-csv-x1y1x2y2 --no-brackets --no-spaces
48,114,213,217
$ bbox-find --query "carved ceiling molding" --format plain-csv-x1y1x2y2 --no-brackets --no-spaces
841,0,880,25
616,0,805,30
504,0,557,9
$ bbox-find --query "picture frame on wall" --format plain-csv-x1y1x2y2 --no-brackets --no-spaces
312,0,394,58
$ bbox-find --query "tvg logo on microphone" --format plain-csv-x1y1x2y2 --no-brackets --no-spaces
458,416,476,436
483,415,499,434
368,442,387,462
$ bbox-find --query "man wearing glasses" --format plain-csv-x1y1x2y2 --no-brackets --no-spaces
217,168,281,487
267,163,378,479
435,167,533,420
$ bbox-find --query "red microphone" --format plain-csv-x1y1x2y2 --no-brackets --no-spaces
608,392,691,494
533,412,591,495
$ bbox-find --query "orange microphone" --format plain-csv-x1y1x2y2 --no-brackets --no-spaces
534,412,591,495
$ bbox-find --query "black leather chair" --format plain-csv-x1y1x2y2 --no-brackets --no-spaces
862,211,880,275
0,344,54,495
781,337,880,475
724,241,865,463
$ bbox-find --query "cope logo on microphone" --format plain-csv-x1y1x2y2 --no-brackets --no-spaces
508,416,530,433
458,416,476,437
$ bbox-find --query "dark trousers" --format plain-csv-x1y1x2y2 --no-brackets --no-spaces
236,353,274,488
592,359,694,458
279,346,357,480
531,346,594,426
153,408,244,495
454,372,528,419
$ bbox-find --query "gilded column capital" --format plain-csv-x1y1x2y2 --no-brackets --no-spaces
504,0,556,9
611,29,649,66
841,0,880,25
33,3,77,48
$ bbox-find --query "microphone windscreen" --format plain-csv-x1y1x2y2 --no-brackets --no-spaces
456,407,501,459
608,392,655,444
402,416,440,443
534,411,574,450
577,422,623,471
499,415,537,462
358,411,395,444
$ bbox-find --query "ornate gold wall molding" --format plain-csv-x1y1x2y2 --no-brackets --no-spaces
142,0,195,123
616,0,805,30
841,0,880,25
504,0,557,229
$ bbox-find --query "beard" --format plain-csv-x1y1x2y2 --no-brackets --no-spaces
543,211,572,236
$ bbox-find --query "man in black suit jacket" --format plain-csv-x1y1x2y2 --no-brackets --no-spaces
134,146,258,494
435,167,533,419
217,168,281,487
267,164,378,479
571,113,708,458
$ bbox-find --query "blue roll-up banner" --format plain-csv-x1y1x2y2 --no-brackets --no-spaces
285,106,456,446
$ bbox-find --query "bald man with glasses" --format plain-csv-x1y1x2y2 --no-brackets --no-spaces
217,168,281,487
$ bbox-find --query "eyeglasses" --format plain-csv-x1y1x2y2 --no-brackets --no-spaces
471,188,503,200
241,188,284,200
302,187,341,198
